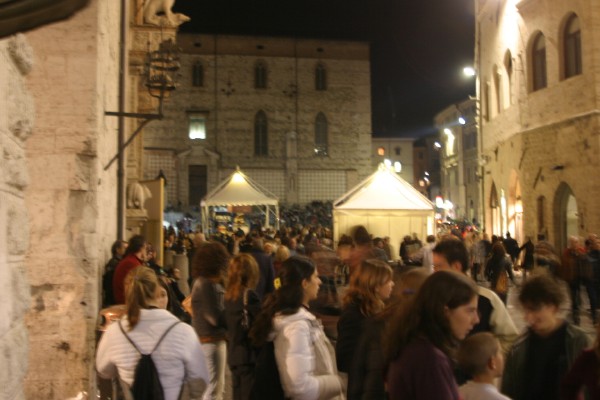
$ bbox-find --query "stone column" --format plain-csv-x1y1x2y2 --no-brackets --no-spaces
0,33,34,400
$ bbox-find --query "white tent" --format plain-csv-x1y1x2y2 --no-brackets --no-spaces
201,168,279,233
333,166,435,260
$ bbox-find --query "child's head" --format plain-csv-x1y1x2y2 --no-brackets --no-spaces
457,332,504,379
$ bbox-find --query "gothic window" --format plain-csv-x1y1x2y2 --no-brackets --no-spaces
531,33,547,91
188,112,206,140
254,111,268,156
192,62,203,87
255,61,267,89
564,14,582,79
314,112,328,156
315,64,327,91
504,50,513,106
537,196,546,232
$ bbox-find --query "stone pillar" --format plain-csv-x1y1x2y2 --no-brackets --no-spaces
21,1,121,397
0,33,34,400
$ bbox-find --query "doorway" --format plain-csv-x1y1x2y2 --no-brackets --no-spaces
554,182,578,251
189,165,207,208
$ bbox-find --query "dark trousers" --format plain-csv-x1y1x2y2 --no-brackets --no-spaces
570,279,598,323
231,364,255,400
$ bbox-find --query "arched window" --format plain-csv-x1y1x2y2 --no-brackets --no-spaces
564,14,582,79
315,64,327,91
504,50,513,107
537,195,546,233
493,65,502,115
531,33,547,91
254,61,267,89
314,113,328,156
254,111,268,156
192,62,203,87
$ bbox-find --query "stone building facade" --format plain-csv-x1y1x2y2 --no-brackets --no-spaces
476,0,600,249
142,34,372,209
434,98,480,224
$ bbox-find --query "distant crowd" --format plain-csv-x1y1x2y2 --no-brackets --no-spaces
96,224,600,400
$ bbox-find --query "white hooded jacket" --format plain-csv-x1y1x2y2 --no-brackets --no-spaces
272,307,345,400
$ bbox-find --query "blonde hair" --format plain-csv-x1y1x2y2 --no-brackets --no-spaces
343,258,393,316
225,253,260,301
274,245,290,263
124,266,159,330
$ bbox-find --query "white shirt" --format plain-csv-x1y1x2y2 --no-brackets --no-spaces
96,308,209,400
459,381,512,400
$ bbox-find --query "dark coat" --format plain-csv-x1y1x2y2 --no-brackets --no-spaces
336,301,366,373
225,289,261,367
347,316,386,400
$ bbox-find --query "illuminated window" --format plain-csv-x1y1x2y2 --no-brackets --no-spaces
254,111,268,156
377,147,385,156
314,112,328,156
564,14,582,79
315,64,327,91
188,112,207,140
192,62,203,87
531,33,547,91
255,61,267,89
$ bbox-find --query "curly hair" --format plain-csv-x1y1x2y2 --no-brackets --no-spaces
383,270,478,364
343,258,393,316
191,241,230,282
249,256,316,347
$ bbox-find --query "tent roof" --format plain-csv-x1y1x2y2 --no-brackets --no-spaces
334,167,434,211
201,169,278,207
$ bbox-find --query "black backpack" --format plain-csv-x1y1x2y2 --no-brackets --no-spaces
249,341,285,400
118,320,180,400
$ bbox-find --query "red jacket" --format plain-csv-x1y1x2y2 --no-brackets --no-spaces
112,254,143,304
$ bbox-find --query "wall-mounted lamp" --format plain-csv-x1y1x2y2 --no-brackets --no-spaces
515,197,523,214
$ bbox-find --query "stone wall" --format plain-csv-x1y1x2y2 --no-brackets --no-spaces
21,0,120,397
0,33,34,400
477,0,600,246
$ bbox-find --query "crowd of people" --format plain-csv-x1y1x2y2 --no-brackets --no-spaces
95,223,600,400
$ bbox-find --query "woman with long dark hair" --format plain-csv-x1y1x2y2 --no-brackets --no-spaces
250,256,345,400
384,270,480,399
96,266,208,400
485,242,515,304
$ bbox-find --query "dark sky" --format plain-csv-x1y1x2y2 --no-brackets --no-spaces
174,0,475,138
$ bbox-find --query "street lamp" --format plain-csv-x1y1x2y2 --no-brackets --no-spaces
463,66,476,77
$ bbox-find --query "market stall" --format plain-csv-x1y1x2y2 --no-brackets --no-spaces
200,168,279,234
333,166,435,260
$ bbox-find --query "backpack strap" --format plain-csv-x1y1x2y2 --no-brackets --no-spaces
119,319,180,355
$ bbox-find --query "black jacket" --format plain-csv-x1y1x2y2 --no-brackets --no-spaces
225,289,261,367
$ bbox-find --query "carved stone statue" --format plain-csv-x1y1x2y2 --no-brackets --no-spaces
143,0,190,27
126,182,152,210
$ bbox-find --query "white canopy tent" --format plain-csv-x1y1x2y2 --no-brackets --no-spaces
201,168,279,234
333,166,435,260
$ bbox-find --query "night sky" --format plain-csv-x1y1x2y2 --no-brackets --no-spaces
173,0,475,138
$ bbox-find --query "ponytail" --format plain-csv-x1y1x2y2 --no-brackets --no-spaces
124,266,158,329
